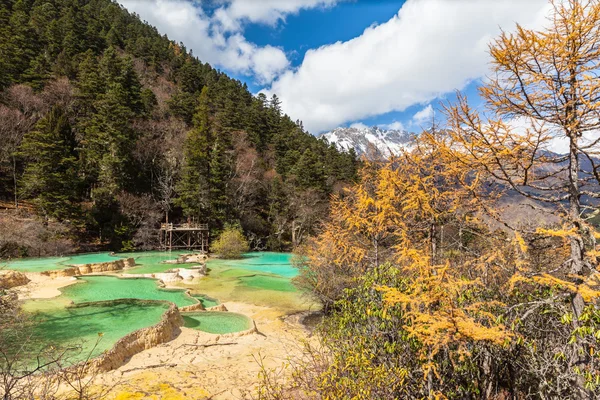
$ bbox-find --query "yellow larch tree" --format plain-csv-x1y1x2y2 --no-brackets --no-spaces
442,1,600,397
444,0,600,313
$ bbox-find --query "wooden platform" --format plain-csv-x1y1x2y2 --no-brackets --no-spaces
159,223,209,251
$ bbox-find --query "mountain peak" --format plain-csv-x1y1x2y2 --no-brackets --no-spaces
321,126,414,159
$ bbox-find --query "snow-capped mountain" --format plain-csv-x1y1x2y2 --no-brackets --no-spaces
321,126,414,159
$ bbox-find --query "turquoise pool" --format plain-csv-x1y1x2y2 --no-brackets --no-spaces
182,311,252,334
59,275,197,308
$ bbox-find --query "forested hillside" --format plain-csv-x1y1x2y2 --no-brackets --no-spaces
0,0,358,255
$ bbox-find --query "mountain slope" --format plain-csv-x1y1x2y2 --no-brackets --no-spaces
0,0,358,255
322,126,413,159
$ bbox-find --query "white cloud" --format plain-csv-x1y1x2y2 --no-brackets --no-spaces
412,105,434,126
251,46,291,84
119,0,338,83
264,0,552,133
504,117,598,155
349,122,369,130
381,121,406,131
214,0,341,30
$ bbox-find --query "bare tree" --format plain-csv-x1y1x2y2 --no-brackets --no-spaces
117,192,162,249
0,85,47,208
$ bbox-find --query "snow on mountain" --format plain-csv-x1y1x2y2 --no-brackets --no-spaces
321,126,414,159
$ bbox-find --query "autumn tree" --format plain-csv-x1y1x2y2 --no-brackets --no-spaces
445,0,600,287
439,1,600,396
266,140,514,398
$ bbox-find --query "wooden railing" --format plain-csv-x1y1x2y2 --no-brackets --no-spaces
160,223,208,230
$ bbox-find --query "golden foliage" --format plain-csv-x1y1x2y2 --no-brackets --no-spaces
377,251,511,366
509,272,600,303
277,2,600,397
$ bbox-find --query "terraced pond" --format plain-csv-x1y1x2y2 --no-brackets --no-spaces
184,252,305,310
8,251,304,365
31,301,170,360
59,276,197,307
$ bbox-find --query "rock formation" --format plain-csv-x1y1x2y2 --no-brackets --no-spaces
0,270,30,288
40,258,136,278
87,300,184,372
164,253,208,264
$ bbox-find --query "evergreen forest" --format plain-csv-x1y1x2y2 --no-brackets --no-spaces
0,0,358,255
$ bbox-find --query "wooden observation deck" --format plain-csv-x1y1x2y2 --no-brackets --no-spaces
159,223,209,252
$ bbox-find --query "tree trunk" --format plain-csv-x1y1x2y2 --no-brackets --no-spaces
568,134,584,279
430,223,438,266
12,155,18,208
567,132,585,318
373,236,379,269
568,130,592,400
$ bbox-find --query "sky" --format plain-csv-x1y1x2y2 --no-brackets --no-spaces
118,0,553,136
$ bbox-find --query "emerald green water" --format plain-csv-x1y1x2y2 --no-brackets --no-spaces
182,312,251,334
3,256,72,272
208,252,297,278
4,252,123,272
66,253,124,265
13,251,306,364
59,276,197,307
4,250,204,274
30,302,168,363
238,275,297,292
192,294,220,308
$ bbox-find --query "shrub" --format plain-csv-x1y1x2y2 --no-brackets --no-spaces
211,225,249,259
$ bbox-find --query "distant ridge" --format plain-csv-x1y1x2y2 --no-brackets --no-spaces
322,126,414,159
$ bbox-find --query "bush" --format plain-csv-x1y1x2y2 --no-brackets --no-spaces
211,225,249,259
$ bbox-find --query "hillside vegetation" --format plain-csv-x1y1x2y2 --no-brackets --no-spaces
0,0,357,256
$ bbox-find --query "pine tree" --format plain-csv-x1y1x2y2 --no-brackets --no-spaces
291,148,325,190
76,50,105,105
208,127,232,228
0,0,11,90
176,86,212,220
83,82,137,193
19,106,81,220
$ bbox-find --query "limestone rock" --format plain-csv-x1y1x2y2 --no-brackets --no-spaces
206,304,228,312
0,271,30,289
177,253,208,264
88,302,184,372
40,257,135,278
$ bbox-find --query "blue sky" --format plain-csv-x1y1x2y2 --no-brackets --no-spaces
120,0,551,135
243,2,405,73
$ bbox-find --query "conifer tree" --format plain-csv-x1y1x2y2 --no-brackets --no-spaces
19,106,80,220
208,131,232,227
176,86,212,220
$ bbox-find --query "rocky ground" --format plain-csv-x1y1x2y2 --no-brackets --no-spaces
105,302,311,399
